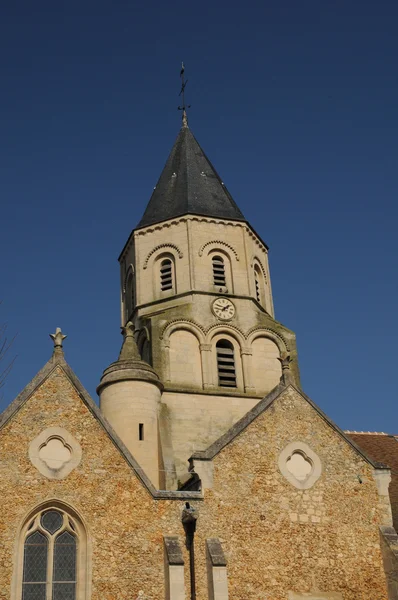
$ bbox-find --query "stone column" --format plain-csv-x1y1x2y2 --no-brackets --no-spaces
162,341,171,383
241,347,255,394
200,344,215,390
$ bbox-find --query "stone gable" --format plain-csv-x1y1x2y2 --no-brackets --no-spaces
191,386,390,599
0,364,391,599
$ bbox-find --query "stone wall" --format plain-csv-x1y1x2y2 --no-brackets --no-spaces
161,390,259,478
191,385,389,599
0,365,390,600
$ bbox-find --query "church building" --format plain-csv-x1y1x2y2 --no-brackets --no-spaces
1,110,398,600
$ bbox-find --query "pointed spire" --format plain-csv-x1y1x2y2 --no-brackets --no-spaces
97,321,163,395
182,109,188,129
118,321,141,361
137,127,245,229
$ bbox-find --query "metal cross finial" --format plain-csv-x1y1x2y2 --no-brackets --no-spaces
178,62,191,127
50,327,67,349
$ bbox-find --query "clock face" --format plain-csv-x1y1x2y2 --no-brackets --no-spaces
212,297,236,320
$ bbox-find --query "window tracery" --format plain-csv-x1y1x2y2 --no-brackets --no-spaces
14,504,89,600
21,509,78,600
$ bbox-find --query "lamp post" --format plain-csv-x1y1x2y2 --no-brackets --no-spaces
182,502,198,600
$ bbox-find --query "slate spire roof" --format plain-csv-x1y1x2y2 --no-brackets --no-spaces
137,120,246,229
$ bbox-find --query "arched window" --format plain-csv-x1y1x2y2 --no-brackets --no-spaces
125,271,135,317
212,255,226,287
16,505,88,600
254,264,266,305
216,339,236,388
160,258,174,292
254,265,261,302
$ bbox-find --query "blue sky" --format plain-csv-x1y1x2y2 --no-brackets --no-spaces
1,0,397,432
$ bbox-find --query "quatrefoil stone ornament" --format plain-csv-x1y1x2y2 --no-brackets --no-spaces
278,441,322,490
29,427,82,480
286,451,313,481
39,438,72,470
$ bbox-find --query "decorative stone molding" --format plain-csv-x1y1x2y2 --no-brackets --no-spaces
250,256,267,281
278,353,295,385
278,441,322,490
200,344,212,352
245,226,268,252
206,323,246,344
143,244,183,269
246,326,289,352
29,427,82,480
240,346,252,356
161,320,289,353
123,264,135,293
160,319,207,340
199,240,239,261
136,214,250,237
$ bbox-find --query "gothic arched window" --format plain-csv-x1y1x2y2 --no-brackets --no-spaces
160,258,174,292
212,255,226,287
15,505,88,600
216,339,237,388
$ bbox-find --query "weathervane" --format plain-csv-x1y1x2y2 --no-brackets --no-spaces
178,62,191,127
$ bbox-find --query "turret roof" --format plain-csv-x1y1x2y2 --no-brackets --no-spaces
137,123,245,228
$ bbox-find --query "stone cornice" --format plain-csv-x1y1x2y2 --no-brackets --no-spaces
118,214,269,261
143,244,184,269
198,240,239,261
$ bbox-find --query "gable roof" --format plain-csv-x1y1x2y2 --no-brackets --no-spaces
137,125,246,229
191,382,386,469
0,350,201,501
347,432,398,528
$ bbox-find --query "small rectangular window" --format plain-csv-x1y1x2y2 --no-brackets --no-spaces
139,423,144,441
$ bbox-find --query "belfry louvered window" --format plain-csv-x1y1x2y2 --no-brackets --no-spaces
212,256,226,287
160,258,173,291
21,509,77,600
254,265,261,302
216,339,237,388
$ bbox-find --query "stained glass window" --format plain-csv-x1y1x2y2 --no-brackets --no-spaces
53,531,76,600
21,510,78,600
41,510,63,535
22,532,48,600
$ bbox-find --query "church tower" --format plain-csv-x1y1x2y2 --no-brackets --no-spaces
102,112,300,488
